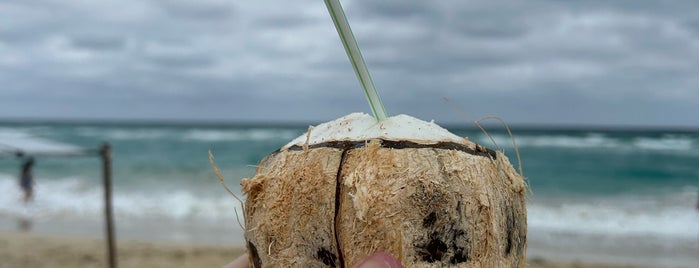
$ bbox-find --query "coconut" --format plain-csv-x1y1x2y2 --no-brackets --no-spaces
241,113,526,267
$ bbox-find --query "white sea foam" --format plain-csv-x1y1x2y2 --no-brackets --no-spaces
0,174,242,222
528,191,699,239
633,135,695,151
480,133,621,149
479,133,696,152
76,127,175,140
183,129,299,142
76,127,300,142
0,128,83,154
2,173,695,242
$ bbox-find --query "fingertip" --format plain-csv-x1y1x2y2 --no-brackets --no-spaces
222,253,249,268
352,252,403,268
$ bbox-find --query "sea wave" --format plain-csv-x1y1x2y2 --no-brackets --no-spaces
632,135,695,151
0,175,242,222
528,190,699,238
0,128,83,154
182,129,300,142
476,133,697,152
76,127,176,140
1,174,696,240
76,127,301,142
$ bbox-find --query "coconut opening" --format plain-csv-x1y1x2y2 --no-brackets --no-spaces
283,113,470,149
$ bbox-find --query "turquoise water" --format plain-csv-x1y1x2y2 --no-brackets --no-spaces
0,122,697,265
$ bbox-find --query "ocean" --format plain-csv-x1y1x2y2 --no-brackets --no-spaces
0,122,697,266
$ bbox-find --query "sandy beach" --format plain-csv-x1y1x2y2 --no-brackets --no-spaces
0,231,655,268
0,231,244,268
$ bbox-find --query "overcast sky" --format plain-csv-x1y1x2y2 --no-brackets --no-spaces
1,0,697,127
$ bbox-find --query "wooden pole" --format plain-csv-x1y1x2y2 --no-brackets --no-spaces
101,143,117,268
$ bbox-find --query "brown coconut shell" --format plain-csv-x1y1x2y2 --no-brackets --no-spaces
242,139,526,267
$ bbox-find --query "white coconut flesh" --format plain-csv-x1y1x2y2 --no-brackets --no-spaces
283,113,475,150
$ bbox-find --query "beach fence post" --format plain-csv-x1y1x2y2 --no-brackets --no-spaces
100,143,117,268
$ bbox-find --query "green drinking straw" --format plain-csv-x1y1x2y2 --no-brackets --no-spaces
324,0,388,121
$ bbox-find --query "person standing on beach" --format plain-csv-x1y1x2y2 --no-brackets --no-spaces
19,156,35,203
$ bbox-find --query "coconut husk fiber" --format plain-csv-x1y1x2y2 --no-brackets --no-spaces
241,138,526,267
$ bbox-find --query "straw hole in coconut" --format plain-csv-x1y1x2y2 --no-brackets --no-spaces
247,242,262,268
316,247,338,267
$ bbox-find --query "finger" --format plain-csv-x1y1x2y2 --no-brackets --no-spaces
351,252,403,268
222,253,249,268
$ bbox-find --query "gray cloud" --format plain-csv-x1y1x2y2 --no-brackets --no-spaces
69,34,126,51
0,0,697,127
156,0,235,21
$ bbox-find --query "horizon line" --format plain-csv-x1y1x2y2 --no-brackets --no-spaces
0,117,697,132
